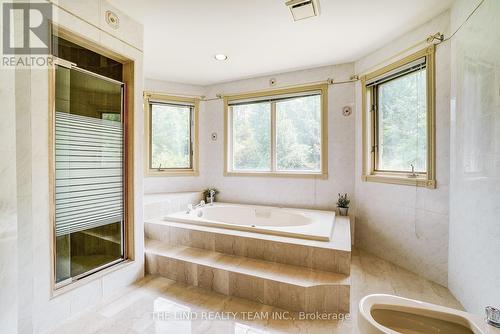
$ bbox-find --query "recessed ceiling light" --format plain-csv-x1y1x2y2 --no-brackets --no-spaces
214,54,228,61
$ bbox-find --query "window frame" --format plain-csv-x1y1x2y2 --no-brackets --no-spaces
224,84,328,178
49,30,136,297
144,92,199,176
361,45,436,188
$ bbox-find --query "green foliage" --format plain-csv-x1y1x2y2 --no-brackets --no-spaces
276,95,321,171
336,193,350,208
377,68,427,172
151,104,191,169
232,95,321,171
233,102,271,170
101,112,121,122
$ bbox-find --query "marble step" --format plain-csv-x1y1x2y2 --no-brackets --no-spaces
145,219,351,275
145,239,350,313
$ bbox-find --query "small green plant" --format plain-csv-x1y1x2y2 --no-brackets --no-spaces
203,188,219,199
336,193,350,208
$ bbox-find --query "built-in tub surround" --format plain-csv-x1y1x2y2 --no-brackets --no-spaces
51,249,464,334
166,203,335,241
144,196,351,313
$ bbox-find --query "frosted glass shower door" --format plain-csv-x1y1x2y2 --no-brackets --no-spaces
54,64,125,286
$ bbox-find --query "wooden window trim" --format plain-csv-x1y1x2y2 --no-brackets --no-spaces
223,83,328,179
48,26,136,295
144,92,200,177
361,45,436,189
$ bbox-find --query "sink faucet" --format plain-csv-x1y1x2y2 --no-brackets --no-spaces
187,200,205,214
486,306,500,328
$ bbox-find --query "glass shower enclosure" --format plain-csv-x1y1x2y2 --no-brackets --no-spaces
53,61,125,287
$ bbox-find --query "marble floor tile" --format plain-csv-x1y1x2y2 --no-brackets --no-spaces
50,248,463,334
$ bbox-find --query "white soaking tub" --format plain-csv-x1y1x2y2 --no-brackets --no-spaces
164,203,335,241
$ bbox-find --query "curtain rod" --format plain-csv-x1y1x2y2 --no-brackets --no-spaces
148,78,358,102
358,34,442,77
201,77,359,101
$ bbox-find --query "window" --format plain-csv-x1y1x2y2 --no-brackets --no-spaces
224,84,328,177
361,46,436,188
144,93,199,176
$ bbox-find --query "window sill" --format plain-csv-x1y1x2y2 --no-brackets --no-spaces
224,171,328,179
146,169,199,177
363,174,436,188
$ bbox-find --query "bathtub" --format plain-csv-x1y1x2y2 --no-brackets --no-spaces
164,203,335,241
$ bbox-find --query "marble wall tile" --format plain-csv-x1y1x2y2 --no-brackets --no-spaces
265,281,306,312
151,256,197,286
7,1,146,332
265,242,312,268
99,0,143,50
306,286,349,313
310,247,337,273
189,230,215,251
50,0,100,26
143,192,202,220
197,265,229,295
336,252,352,276
214,233,246,256
51,5,100,45
168,227,191,247
448,0,500,314
148,223,351,275
353,10,451,286
69,278,103,315
228,273,265,304
145,223,169,242
243,238,267,261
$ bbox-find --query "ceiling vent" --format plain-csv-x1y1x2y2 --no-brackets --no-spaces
285,0,319,21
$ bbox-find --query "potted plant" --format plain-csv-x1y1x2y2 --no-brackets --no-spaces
336,193,350,216
203,188,219,204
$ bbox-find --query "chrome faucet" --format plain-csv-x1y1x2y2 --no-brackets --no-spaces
187,200,205,214
486,306,500,328
207,189,216,206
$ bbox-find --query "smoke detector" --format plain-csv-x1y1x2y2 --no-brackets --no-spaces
285,0,320,21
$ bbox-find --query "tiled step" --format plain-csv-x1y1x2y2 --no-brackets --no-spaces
145,219,351,275
145,239,350,313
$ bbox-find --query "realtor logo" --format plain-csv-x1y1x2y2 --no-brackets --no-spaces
2,2,52,55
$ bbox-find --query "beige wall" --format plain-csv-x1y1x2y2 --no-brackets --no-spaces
0,1,145,332
354,11,451,286
448,0,500,313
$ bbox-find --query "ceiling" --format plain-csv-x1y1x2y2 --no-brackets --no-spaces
108,0,453,86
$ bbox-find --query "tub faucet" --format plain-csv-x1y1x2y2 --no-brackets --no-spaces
486,306,500,328
187,200,205,214
207,189,215,206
